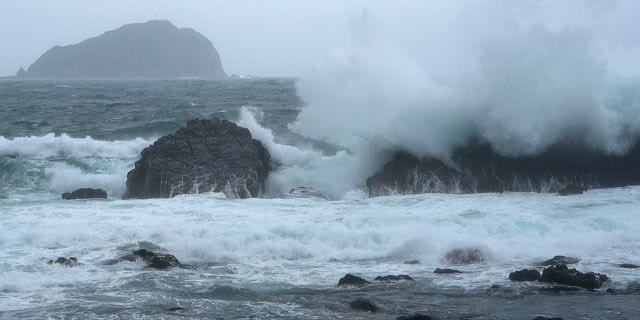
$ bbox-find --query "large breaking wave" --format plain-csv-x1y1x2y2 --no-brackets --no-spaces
241,1,640,198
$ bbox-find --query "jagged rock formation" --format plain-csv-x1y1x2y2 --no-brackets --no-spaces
367,143,640,196
16,20,226,78
123,118,270,199
61,188,107,200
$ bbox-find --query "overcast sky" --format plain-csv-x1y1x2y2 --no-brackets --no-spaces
1,0,639,77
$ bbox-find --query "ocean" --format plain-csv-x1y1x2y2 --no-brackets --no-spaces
1,79,639,319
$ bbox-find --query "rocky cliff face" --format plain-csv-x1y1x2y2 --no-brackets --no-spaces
367,143,640,196
17,20,226,78
123,118,270,199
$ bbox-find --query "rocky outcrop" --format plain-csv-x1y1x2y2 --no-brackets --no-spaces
338,274,369,286
367,143,640,196
509,269,541,281
539,264,609,289
16,20,226,78
48,257,80,267
61,188,107,200
123,118,270,199
539,255,581,266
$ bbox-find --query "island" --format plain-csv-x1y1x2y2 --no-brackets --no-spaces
15,20,226,78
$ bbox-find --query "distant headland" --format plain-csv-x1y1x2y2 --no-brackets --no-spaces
15,20,226,79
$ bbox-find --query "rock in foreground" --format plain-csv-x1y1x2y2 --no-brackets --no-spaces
17,20,226,78
397,314,434,320
62,188,107,200
539,264,609,289
123,118,270,199
434,268,463,274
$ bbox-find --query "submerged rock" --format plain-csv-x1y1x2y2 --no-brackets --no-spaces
374,275,414,281
404,260,421,265
123,118,270,199
540,285,583,293
444,247,487,265
367,143,640,197
397,314,434,320
509,269,541,281
338,274,369,286
539,264,609,289
114,249,192,269
434,268,463,274
61,188,107,200
48,257,80,267
539,255,581,266
533,317,565,320
349,298,378,312
557,184,586,196
619,263,639,269
284,186,328,200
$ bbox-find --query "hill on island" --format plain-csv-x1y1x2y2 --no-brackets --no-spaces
16,20,226,78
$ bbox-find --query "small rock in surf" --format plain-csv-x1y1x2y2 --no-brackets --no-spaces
404,260,421,264
374,274,414,281
113,249,193,270
48,257,81,267
509,269,541,281
434,268,463,274
539,255,581,266
349,298,378,312
338,274,369,286
61,188,107,200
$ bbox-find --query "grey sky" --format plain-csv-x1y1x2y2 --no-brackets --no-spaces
1,0,639,77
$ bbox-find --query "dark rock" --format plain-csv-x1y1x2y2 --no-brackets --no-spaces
619,263,639,268
557,184,586,196
366,143,640,197
338,274,369,286
509,269,541,281
115,249,192,269
61,188,107,200
404,260,421,264
397,314,434,320
539,255,581,266
123,118,270,199
434,268,463,274
606,282,640,295
539,264,609,289
284,186,328,200
533,317,565,320
349,298,378,312
444,247,487,264
17,20,226,79
48,257,80,267
374,275,414,281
